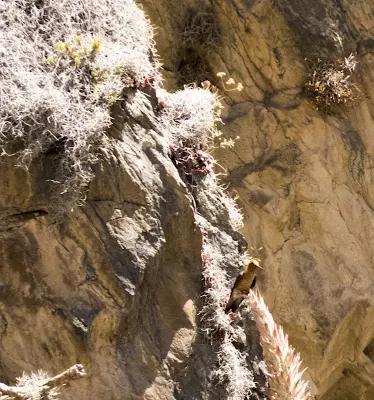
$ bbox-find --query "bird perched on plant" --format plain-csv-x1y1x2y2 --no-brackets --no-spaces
225,258,262,314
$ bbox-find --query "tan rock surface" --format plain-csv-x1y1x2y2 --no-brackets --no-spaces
0,90,204,399
141,0,374,398
1,1,268,399
0,84,265,398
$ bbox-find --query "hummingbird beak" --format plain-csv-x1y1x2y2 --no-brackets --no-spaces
250,258,264,270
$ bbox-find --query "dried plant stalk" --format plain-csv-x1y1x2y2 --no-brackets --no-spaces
0,364,86,400
248,291,312,400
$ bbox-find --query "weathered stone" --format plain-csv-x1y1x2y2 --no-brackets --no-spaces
0,76,265,399
0,89,202,399
141,0,374,398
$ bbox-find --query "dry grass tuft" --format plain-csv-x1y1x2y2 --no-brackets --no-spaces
161,85,222,186
213,335,256,400
13,370,60,400
177,7,219,87
0,0,160,214
160,85,221,144
306,54,359,109
181,9,219,51
248,290,312,400
200,237,235,338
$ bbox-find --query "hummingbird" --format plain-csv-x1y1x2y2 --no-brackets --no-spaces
225,258,262,313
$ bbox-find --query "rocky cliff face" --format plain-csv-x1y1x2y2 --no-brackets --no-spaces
0,1,266,399
4,0,374,398
140,0,374,398
0,88,202,399
1,80,266,400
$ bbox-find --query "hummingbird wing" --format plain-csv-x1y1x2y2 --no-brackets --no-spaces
224,275,244,313
225,293,242,313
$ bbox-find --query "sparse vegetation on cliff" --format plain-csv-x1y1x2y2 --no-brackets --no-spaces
0,1,312,398
161,81,262,398
0,0,160,214
160,85,220,185
162,73,313,398
182,8,219,51
306,54,358,109
200,231,256,398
